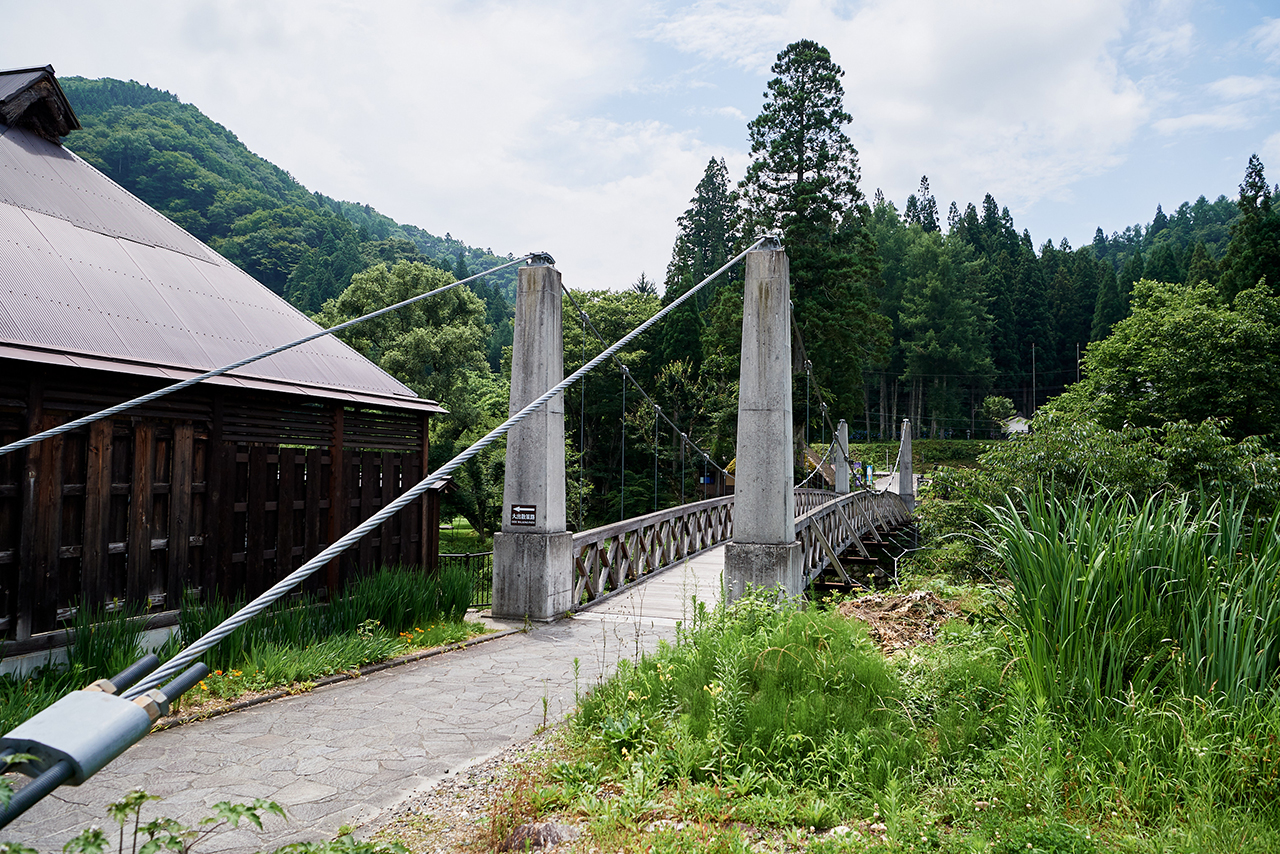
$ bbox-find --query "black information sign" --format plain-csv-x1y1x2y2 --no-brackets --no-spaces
510,504,537,526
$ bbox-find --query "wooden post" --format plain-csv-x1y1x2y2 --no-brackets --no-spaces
419,413,433,572
358,450,375,574
276,447,296,579
127,421,155,608
378,451,394,569
83,418,112,610
326,404,345,594
304,447,322,586
245,445,268,596
425,486,441,574
17,379,56,639
167,422,194,609
207,391,233,600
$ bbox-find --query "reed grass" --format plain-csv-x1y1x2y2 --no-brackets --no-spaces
64,600,148,684
984,487,1280,716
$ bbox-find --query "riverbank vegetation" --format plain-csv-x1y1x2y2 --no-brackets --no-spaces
463,482,1280,853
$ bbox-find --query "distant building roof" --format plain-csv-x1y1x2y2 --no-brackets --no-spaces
1002,415,1031,434
0,65,443,415
0,65,80,142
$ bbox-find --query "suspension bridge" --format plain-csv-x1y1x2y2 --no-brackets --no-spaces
0,238,915,846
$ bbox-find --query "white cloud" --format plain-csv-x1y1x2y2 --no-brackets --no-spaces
690,105,749,121
0,0,741,287
1262,132,1280,167
658,0,1147,213
1252,17,1280,65
1,0,1265,290
1154,105,1252,134
1122,0,1195,66
1206,75,1280,101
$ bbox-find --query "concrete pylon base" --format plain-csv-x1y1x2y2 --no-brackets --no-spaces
724,540,803,603
492,531,574,621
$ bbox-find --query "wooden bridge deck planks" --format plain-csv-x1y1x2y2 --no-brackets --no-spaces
577,545,725,625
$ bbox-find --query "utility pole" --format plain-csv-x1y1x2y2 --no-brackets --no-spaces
1031,342,1037,416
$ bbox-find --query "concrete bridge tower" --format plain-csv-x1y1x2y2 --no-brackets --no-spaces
723,240,802,602
492,257,573,620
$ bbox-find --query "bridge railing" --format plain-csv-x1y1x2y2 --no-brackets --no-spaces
572,495,734,604
794,488,839,516
794,490,912,586
570,486,914,605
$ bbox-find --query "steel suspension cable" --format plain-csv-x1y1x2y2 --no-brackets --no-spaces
790,296,909,495
789,316,857,471
560,285,730,481
124,237,769,698
653,406,659,512
579,310,587,530
620,366,626,521
796,432,838,489
0,255,535,458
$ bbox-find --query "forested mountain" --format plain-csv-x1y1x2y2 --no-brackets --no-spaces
58,76,515,355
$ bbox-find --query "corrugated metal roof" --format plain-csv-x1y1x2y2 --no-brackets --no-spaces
0,120,444,415
0,68,49,106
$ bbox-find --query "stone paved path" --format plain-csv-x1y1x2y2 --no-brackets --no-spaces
4,549,725,852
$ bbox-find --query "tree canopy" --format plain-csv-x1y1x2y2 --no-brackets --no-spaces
1049,279,1280,442
737,39,885,419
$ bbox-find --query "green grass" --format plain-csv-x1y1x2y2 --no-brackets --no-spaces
439,516,492,553
1,566,482,732
489,495,1280,853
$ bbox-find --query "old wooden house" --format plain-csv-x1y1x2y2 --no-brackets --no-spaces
0,66,446,655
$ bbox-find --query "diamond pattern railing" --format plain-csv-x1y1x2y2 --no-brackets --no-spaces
571,487,912,605
794,490,912,586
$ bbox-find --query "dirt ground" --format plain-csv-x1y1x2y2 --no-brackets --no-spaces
835,589,963,653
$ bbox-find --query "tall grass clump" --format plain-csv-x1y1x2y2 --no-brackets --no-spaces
985,487,1280,715
571,592,917,825
65,600,148,681
180,565,474,675
1,601,149,732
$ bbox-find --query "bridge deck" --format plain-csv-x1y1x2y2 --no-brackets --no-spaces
577,545,725,625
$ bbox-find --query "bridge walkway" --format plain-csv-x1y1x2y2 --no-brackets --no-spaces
4,549,727,852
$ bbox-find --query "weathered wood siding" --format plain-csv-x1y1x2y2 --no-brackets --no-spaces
0,366,437,650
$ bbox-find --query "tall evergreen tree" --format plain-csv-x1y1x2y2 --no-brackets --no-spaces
1149,203,1170,238
917,175,940,233
738,39,885,416
1219,154,1280,299
1091,265,1123,340
661,157,735,374
1119,250,1145,308
1145,242,1181,283
903,194,921,226
1184,241,1217,285
897,232,992,435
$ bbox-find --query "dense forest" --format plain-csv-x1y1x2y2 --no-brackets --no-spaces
55,58,1280,534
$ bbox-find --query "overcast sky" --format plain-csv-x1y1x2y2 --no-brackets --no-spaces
4,0,1278,289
